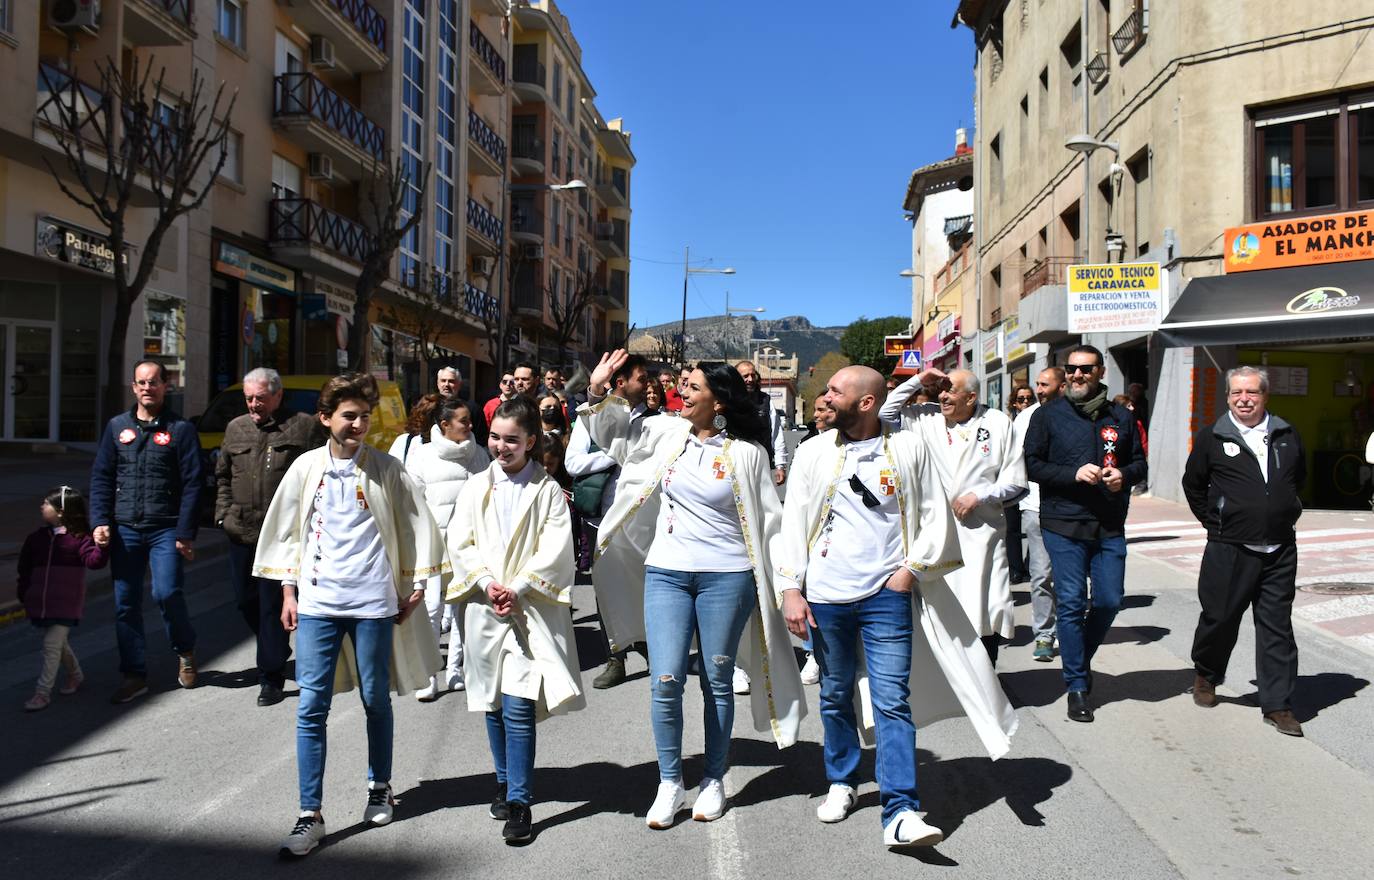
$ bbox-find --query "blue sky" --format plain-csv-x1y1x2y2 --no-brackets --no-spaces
558,0,975,332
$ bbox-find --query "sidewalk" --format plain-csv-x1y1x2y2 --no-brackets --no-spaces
0,449,227,624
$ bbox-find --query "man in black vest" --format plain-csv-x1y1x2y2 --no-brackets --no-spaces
736,360,788,485
1182,366,1306,736
90,360,203,704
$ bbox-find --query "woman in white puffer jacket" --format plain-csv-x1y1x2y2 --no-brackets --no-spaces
405,399,490,700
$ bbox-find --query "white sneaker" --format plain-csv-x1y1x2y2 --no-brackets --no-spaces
883,809,943,848
692,777,727,822
414,676,441,702
447,671,466,692
279,812,325,858
732,666,751,695
363,781,395,825
800,653,821,685
645,780,688,829
816,783,857,823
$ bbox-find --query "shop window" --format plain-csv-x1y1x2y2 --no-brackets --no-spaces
1253,93,1374,218
144,294,188,410
242,288,293,377
60,284,101,442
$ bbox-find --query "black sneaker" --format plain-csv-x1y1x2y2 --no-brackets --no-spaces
502,801,532,844
257,683,285,707
490,786,509,820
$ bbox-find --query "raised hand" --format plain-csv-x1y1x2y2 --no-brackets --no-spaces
589,349,629,396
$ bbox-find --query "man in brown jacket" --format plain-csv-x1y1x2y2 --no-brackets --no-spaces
215,367,322,705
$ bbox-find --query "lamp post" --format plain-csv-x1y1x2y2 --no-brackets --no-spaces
1064,135,1125,262
724,290,765,362
681,247,734,366
899,268,926,340
496,178,588,370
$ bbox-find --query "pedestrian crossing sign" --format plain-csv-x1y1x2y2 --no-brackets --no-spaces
900,349,922,370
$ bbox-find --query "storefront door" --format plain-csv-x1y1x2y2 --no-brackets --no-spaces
1,321,57,441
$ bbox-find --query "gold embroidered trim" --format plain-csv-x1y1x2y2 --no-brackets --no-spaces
521,572,571,605
585,393,629,415
254,564,298,578
595,442,686,554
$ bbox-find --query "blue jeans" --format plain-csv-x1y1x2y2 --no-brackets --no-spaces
810,587,918,825
485,694,538,805
294,615,395,811
111,525,195,677
643,566,757,782
1041,530,1127,692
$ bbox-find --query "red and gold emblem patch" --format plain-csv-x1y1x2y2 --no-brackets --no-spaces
152,431,172,446
118,428,137,444
711,456,728,480
878,469,896,496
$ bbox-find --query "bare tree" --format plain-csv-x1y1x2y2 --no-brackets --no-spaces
40,56,235,420
547,270,599,367
377,264,468,368
348,154,431,371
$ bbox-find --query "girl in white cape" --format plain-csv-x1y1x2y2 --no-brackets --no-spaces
405,398,489,700
445,396,583,845
580,353,806,831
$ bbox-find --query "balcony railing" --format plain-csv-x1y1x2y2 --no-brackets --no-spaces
270,198,375,263
36,62,109,144
467,108,506,167
274,73,385,160
140,0,192,25
466,198,503,243
328,0,388,54
511,196,544,237
463,282,501,323
1021,256,1082,298
512,272,543,314
469,21,507,84
1111,7,1145,56
512,127,543,162
513,55,546,89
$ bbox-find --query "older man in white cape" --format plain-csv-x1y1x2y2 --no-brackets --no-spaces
900,369,1027,665
775,366,1017,851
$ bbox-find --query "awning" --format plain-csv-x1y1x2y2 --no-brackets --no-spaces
1156,262,1374,348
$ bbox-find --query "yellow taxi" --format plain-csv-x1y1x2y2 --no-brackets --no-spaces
195,374,408,454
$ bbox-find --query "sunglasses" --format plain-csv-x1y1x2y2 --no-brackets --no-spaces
849,474,881,509
1065,363,1100,375
500,379,515,386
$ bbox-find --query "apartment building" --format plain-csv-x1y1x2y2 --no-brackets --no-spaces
0,0,632,446
955,2,1374,505
509,0,633,366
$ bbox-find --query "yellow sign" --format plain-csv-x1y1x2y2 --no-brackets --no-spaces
1066,262,1163,334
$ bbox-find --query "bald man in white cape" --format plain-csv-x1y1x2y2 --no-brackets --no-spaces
774,366,1017,850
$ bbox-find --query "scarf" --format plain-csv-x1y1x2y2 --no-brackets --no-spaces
1072,387,1110,421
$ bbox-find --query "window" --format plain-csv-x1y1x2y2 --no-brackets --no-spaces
1061,22,1082,89
564,205,573,255
552,200,560,244
0,0,13,35
551,128,561,176
1127,147,1151,256
1253,93,1374,218
567,146,574,184
218,130,243,184
553,59,563,104
989,133,1002,198
217,0,245,48
271,154,301,199
567,82,576,122
398,0,426,281
550,265,560,299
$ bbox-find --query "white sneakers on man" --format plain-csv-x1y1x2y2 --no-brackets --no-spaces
883,809,944,848
646,780,688,829
800,653,821,685
816,783,857,823
692,777,727,821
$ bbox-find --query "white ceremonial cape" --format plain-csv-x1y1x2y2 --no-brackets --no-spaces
579,395,807,748
445,462,584,719
253,445,449,695
771,427,1018,759
912,406,1026,639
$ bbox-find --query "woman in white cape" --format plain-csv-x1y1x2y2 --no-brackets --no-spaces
580,352,805,830
445,396,582,844
406,398,489,700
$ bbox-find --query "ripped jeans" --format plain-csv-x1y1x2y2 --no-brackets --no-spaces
643,566,757,783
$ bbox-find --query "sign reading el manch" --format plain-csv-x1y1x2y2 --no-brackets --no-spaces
1224,208,1374,273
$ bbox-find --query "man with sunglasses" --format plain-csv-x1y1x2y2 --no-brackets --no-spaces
903,369,1027,666
483,371,517,426
1024,345,1146,723
775,365,1016,848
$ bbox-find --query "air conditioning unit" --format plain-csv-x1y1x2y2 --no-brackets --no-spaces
307,153,334,181
521,244,544,260
310,35,337,70
50,0,101,34
472,256,493,275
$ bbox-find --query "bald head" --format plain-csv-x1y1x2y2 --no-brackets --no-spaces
1036,367,1065,404
947,369,980,395
825,366,886,438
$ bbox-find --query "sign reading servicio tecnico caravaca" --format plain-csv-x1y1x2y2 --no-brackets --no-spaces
1066,262,1163,334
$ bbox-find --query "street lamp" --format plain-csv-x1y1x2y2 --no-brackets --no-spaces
1064,135,1126,261
681,246,735,365
725,290,765,361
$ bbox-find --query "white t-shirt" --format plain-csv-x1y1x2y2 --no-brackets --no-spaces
805,436,904,604
644,433,752,573
1015,403,1041,513
1230,412,1281,554
297,454,397,619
